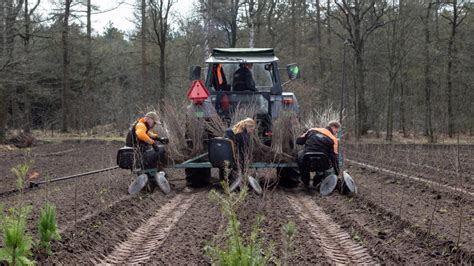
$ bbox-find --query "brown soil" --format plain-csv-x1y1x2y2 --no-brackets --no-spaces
0,140,472,264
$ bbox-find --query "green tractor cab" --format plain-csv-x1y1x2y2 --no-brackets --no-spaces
188,48,300,135
182,48,302,189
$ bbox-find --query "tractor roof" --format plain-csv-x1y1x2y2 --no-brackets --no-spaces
206,48,279,63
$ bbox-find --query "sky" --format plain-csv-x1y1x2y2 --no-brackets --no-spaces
37,0,195,36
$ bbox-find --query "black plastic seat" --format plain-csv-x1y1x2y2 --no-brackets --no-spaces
303,152,331,173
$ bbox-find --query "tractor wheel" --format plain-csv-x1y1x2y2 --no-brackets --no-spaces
185,168,211,188
276,167,300,188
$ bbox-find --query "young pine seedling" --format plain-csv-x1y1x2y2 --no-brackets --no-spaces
37,203,61,256
0,206,35,266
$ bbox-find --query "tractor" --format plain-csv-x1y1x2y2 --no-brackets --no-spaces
179,48,303,190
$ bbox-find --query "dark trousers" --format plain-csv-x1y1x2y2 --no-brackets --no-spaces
139,145,166,169
297,150,327,186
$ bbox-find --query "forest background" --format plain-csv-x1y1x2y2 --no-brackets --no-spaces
0,0,472,143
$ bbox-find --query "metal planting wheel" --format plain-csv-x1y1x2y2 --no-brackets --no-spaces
248,175,262,195
320,174,337,196
155,171,171,194
341,171,357,194
128,174,148,195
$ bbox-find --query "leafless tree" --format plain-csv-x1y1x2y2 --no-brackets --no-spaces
61,0,72,132
331,0,388,138
421,1,436,142
149,0,175,104
441,0,469,137
141,0,149,98
83,0,92,129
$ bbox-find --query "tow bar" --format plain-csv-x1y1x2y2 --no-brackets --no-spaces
29,166,119,187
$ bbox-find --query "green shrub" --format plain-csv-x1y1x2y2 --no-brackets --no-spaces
11,163,30,192
0,206,35,266
37,203,61,255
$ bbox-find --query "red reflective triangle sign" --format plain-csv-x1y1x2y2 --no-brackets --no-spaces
187,80,210,100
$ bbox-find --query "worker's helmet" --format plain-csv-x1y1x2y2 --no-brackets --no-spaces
145,111,159,124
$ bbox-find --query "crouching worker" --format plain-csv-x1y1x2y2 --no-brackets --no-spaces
126,111,169,169
225,118,256,169
219,118,256,183
296,121,341,188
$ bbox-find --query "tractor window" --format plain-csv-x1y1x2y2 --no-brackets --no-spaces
210,63,275,92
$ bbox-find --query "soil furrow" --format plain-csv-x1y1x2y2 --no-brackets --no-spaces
287,194,376,264
347,159,474,197
102,192,199,264
315,192,471,264
344,162,474,255
58,193,133,234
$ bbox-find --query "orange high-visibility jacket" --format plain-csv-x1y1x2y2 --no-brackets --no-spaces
133,117,158,145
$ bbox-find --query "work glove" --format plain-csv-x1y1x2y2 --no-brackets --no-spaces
158,137,169,144
152,142,160,151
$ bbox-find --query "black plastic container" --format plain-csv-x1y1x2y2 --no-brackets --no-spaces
117,146,135,169
208,137,235,168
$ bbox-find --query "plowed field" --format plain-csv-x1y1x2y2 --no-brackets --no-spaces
0,140,472,264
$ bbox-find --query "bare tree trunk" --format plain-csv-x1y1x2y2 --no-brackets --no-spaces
315,0,324,76
159,44,166,104
326,0,332,73
141,0,148,98
248,0,255,48
23,0,31,133
229,0,239,48
385,0,403,141
355,50,368,137
61,0,71,132
254,0,266,47
443,0,466,138
399,69,408,137
0,2,7,140
0,3,4,57
290,0,296,57
0,86,5,140
6,0,23,130
267,0,276,47
84,0,92,129
398,0,409,138
422,3,435,142
150,0,174,105
446,20,455,138
203,0,211,59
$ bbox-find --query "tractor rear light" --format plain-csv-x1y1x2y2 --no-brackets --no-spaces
283,97,294,105
220,94,230,111
187,80,210,104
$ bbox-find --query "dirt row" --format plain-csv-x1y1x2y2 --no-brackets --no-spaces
345,143,474,191
342,160,474,259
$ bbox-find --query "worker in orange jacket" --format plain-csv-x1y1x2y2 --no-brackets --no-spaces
126,111,169,169
296,121,341,187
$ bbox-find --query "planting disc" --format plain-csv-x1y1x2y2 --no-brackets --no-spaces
229,175,242,192
342,171,357,194
155,171,171,195
248,176,262,195
320,174,337,196
128,174,148,195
